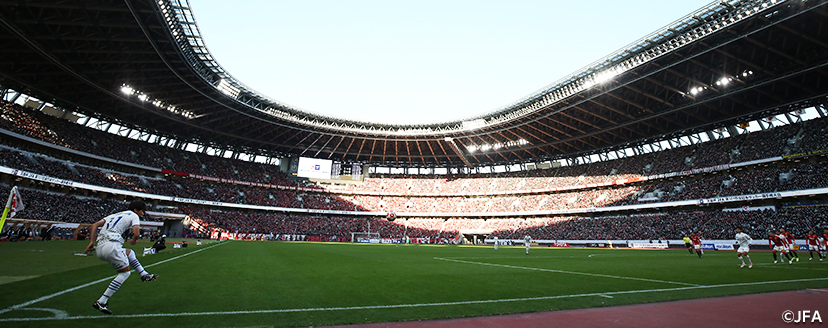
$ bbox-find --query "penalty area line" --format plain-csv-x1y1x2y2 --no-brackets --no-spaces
1,277,827,322
0,241,229,315
434,257,701,287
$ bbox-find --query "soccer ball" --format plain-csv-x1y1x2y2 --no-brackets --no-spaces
386,211,397,222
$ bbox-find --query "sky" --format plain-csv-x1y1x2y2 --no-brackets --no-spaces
191,0,713,125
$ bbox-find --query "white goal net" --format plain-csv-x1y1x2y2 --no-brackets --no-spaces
350,231,380,243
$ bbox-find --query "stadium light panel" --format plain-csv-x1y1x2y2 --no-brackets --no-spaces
716,77,730,86
120,86,133,95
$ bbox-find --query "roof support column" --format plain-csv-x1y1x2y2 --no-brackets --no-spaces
817,104,827,117
443,138,474,169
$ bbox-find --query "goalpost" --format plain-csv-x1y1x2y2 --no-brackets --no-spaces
350,231,380,243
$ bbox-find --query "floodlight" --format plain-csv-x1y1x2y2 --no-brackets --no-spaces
137,94,148,101
120,86,133,94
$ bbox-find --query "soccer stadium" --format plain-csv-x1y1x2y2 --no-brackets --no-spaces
1,0,827,327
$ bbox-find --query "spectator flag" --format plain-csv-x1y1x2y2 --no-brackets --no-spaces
0,186,25,231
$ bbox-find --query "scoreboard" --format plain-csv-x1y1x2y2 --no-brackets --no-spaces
331,161,364,181
288,157,365,182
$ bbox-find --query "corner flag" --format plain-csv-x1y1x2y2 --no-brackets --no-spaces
0,186,25,232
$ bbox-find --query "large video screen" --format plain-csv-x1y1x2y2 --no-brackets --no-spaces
331,161,365,182
296,157,333,179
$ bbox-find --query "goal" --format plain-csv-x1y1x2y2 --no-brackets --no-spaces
350,231,380,243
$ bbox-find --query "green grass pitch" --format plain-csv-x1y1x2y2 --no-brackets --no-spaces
1,240,827,328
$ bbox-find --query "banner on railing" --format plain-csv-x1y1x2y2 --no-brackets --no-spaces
628,242,668,249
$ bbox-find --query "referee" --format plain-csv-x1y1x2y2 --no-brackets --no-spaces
683,235,693,254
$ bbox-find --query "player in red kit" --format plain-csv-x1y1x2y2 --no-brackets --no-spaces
779,228,800,262
822,228,828,259
769,231,793,264
805,230,824,261
690,232,703,259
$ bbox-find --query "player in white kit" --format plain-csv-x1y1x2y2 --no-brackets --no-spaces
493,236,499,250
524,235,531,255
84,201,159,314
734,228,753,268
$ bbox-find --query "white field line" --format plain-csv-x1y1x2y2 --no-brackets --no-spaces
443,254,671,260
586,254,682,258
752,263,828,270
806,288,828,293
434,257,701,286
444,256,585,260
0,241,228,315
1,277,827,322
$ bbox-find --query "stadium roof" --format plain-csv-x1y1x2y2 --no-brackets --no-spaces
1,0,827,167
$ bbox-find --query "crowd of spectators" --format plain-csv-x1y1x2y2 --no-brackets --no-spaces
5,99,828,201
7,186,825,241
9,140,826,213
3,100,828,240
176,205,828,241
180,208,456,240
4,100,828,199
493,206,828,241
0,185,152,224
1,101,296,186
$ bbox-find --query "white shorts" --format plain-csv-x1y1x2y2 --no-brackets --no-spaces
773,245,787,253
96,241,129,270
807,244,819,251
737,245,750,253
693,244,700,250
